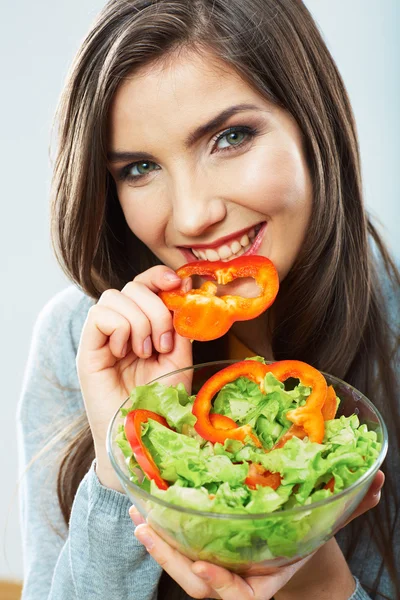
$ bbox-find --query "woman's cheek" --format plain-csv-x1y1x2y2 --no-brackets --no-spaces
223,144,310,217
118,187,169,245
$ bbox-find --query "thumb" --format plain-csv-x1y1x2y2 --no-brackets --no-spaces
171,331,194,368
157,331,194,390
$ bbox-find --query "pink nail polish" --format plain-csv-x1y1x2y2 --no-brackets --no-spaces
164,271,180,281
143,336,152,356
160,331,173,352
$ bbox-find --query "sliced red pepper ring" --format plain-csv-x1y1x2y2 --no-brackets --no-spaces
159,255,279,341
245,463,282,490
210,413,262,447
321,385,339,421
193,360,269,446
124,409,171,490
273,385,338,449
193,359,328,447
270,360,327,444
209,413,238,430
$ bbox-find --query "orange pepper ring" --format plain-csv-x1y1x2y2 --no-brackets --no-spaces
193,359,327,446
159,256,279,342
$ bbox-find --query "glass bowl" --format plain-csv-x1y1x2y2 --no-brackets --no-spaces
106,360,388,576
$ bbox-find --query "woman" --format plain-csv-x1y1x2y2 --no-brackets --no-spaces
18,0,399,598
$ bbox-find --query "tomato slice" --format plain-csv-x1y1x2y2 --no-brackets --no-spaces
245,462,282,490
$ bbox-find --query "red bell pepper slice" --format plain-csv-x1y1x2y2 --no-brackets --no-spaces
209,413,237,430
273,385,338,449
193,360,269,446
271,361,327,444
209,413,263,447
124,409,171,490
321,385,338,421
159,255,279,341
193,359,328,446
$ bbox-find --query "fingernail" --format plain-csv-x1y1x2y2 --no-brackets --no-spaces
160,331,173,352
164,271,180,281
182,277,192,293
192,566,211,581
129,507,145,526
143,336,152,356
135,526,154,551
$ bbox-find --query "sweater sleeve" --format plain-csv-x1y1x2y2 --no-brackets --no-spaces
17,287,162,599
349,578,372,600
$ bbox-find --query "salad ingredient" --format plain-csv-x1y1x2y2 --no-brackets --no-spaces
193,359,327,445
159,255,279,341
115,360,383,567
269,360,327,443
272,386,338,449
210,413,239,429
321,385,339,420
244,463,282,490
272,424,307,449
193,360,268,445
124,409,171,490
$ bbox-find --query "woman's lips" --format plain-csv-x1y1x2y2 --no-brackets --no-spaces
242,222,267,256
179,222,267,264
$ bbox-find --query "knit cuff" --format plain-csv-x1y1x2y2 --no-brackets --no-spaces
85,459,132,518
349,577,372,600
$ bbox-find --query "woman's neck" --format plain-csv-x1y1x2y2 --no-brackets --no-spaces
231,314,274,361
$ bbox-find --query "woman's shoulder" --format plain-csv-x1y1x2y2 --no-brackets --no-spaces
18,286,96,434
28,285,95,388
36,285,95,343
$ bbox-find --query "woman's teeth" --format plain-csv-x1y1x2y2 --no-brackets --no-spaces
191,227,256,261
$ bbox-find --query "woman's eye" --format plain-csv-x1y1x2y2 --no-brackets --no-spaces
120,160,160,182
217,130,246,149
213,127,256,152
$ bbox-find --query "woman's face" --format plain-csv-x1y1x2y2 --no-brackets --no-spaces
108,50,312,282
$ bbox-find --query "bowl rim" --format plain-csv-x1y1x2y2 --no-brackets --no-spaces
106,359,388,520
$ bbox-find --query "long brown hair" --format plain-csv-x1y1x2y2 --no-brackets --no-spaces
50,1,399,597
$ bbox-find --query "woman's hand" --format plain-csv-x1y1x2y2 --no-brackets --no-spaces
76,266,193,491
130,470,385,599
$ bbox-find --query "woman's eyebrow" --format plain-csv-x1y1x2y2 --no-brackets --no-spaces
184,103,263,148
107,103,263,163
107,150,155,164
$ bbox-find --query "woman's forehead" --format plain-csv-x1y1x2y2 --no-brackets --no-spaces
108,49,269,145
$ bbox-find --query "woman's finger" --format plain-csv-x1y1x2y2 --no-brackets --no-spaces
98,289,153,358
121,281,175,354
192,563,254,599
134,524,220,599
193,553,314,600
342,470,385,526
129,506,146,527
133,265,183,293
78,304,132,366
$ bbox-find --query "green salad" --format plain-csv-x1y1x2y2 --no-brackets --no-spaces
116,358,381,517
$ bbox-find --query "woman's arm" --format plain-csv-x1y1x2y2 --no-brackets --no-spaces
17,287,162,599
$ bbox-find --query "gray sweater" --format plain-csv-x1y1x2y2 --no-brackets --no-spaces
17,285,397,599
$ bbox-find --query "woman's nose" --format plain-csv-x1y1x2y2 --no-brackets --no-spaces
171,177,227,237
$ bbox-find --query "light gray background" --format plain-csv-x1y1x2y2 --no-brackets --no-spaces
0,0,398,582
